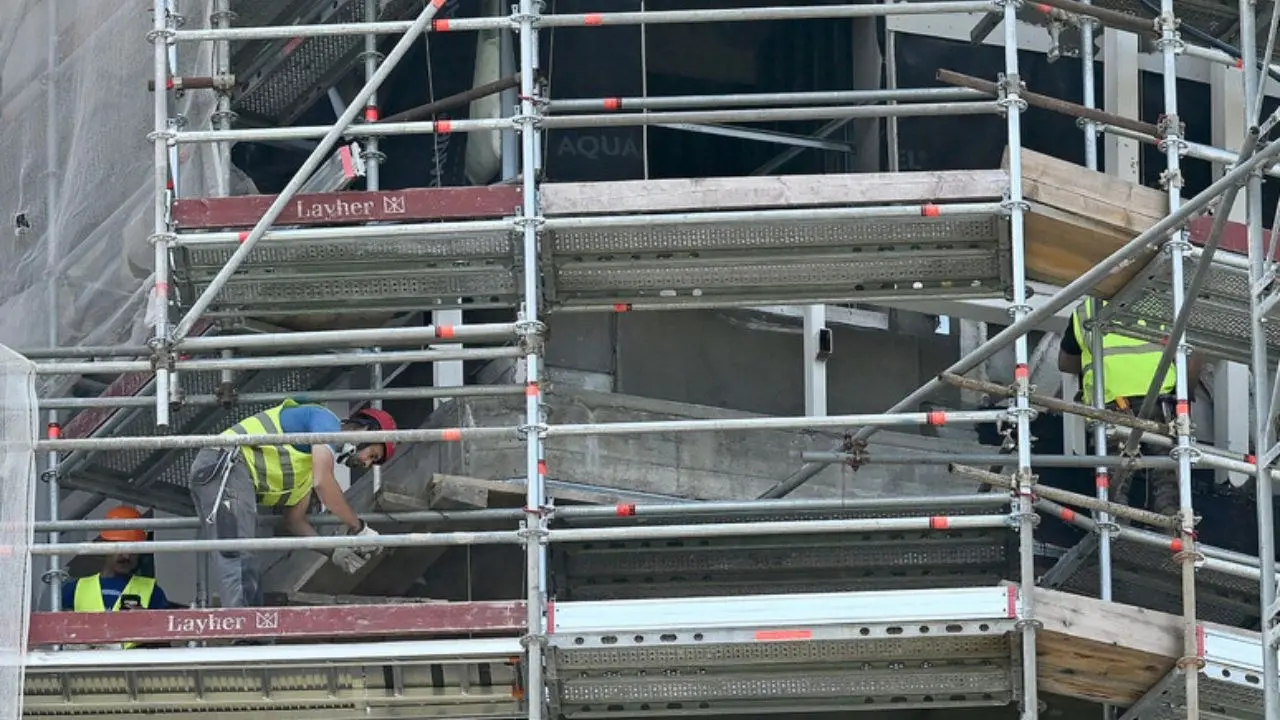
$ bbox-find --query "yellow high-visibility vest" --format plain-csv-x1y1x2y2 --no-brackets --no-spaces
221,398,316,508
1072,301,1175,404
73,574,157,650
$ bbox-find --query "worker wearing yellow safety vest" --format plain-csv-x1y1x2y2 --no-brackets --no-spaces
186,399,399,609
1058,301,1204,519
63,505,171,650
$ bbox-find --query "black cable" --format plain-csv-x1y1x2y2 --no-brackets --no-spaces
1133,0,1280,85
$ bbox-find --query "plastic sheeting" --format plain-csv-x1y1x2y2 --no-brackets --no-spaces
0,344,37,718
0,0,224,354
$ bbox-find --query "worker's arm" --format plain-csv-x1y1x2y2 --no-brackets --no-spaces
1057,348,1082,375
309,444,363,532
1187,350,1206,387
1057,323,1083,375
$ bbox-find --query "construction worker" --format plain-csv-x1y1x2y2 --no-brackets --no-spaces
1058,300,1204,519
187,399,398,608
64,505,170,618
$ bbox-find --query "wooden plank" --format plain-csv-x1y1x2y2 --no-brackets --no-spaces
27,601,527,646
1033,587,1182,705
1025,202,1156,298
1011,147,1169,226
540,170,1008,215
172,186,522,230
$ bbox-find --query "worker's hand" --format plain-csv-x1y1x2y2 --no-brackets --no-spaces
331,546,370,574
351,522,382,556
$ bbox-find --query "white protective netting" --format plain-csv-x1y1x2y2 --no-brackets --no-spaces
0,344,37,719
0,0,224,364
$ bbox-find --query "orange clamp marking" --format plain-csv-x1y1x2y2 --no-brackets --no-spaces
1058,507,1076,522
929,516,949,530
537,460,548,476
1013,363,1029,379
1036,2,1051,11
615,503,636,517
1095,472,1110,490
364,107,379,122
603,97,622,111
1169,538,1184,553
436,119,454,134
755,629,813,642
927,410,947,426
526,383,541,397
442,428,463,442
47,423,61,440
238,231,250,244
920,204,940,217
583,12,604,24
433,18,451,30
613,303,632,312
435,324,456,340
1236,57,1245,68
1247,454,1258,465
431,0,448,7
1176,400,1190,418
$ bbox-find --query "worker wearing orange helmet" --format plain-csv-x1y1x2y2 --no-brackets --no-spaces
187,400,398,608
63,505,170,615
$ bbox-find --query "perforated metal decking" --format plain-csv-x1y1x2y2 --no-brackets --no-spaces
1121,625,1267,720
546,586,1020,717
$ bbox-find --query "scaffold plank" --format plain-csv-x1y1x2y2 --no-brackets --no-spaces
1120,624,1266,720
172,186,521,229
539,169,1008,215
27,601,526,647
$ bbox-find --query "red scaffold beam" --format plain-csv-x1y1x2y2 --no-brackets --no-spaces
1187,216,1271,257
171,186,522,230
28,601,527,647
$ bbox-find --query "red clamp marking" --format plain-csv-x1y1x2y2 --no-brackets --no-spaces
1057,507,1076,522
755,629,812,642
583,12,604,24
1169,538,1184,553
928,516,949,530
237,231,250,244
920,204,940,217
1035,2,1051,11
154,282,170,294
1196,625,1206,657
537,460,548,476
1013,363,1029,380
615,503,636,517
166,78,175,90
436,119,454,134
1006,586,1018,618
47,423,62,440
433,18,451,30
1176,400,1190,418
166,178,175,191
364,106,380,122
602,97,622,111
178,354,191,362
1236,57,1246,69
546,601,555,633
435,324,456,340
526,383,541,398
613,303,633,313
1247,454,1258,465
431,0,448,7
1095,471,1110,490
927,410,947,426
441,428,463,442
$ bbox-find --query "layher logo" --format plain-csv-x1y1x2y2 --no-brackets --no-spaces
293,193,409,220
163,609,280,634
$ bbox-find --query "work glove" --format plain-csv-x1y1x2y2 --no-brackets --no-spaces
330,523,382,574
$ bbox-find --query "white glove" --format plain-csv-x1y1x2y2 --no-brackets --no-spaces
330,524,381,574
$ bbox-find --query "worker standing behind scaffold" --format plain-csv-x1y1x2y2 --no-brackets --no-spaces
187,399,398,608
1058,301,1204,523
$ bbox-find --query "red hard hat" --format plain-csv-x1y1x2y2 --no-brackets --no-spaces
100,506,147,543
350,407,397,464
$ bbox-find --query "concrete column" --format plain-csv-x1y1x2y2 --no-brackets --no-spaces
1210,61,1253,487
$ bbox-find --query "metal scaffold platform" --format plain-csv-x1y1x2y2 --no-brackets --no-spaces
15,0,1280,716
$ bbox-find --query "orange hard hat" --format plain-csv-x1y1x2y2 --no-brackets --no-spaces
99,506,147,544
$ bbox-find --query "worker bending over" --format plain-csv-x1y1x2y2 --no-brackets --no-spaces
1058,301,1204,519
188,399,398,608
65,505,171,618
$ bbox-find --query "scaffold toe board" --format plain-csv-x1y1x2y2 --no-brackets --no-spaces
23,638,523,720
1048,533,1260,629
539,171,1012,310
229,0,425,125
1120,625,1264,720
545,586,1020,716
1096,247,1280,367
27,601,528,647
551,502,1012,601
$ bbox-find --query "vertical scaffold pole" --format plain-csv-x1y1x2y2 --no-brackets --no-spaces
362,0,386,497
1155,0,1201,713
148,0,174,431
43,0,64,616
515,0,548,716
1077,15,1114,720
1242,0,1280,712
999,3,1038,718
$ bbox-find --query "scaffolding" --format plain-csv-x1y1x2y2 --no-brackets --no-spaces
10,0,1280,717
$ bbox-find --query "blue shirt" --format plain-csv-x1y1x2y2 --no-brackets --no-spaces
278,404,343,453
62,575,169,611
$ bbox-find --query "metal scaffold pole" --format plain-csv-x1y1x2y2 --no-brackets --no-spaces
148,0,175,431
515,0,549,716
997,1,1038,716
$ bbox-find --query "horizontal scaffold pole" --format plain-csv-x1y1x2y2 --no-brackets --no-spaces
33,346,522,376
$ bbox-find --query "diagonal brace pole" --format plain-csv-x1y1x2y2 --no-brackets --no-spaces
171,0,452,342
759,127,1280,499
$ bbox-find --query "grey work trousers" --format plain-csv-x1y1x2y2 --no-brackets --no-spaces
189,448,263,608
